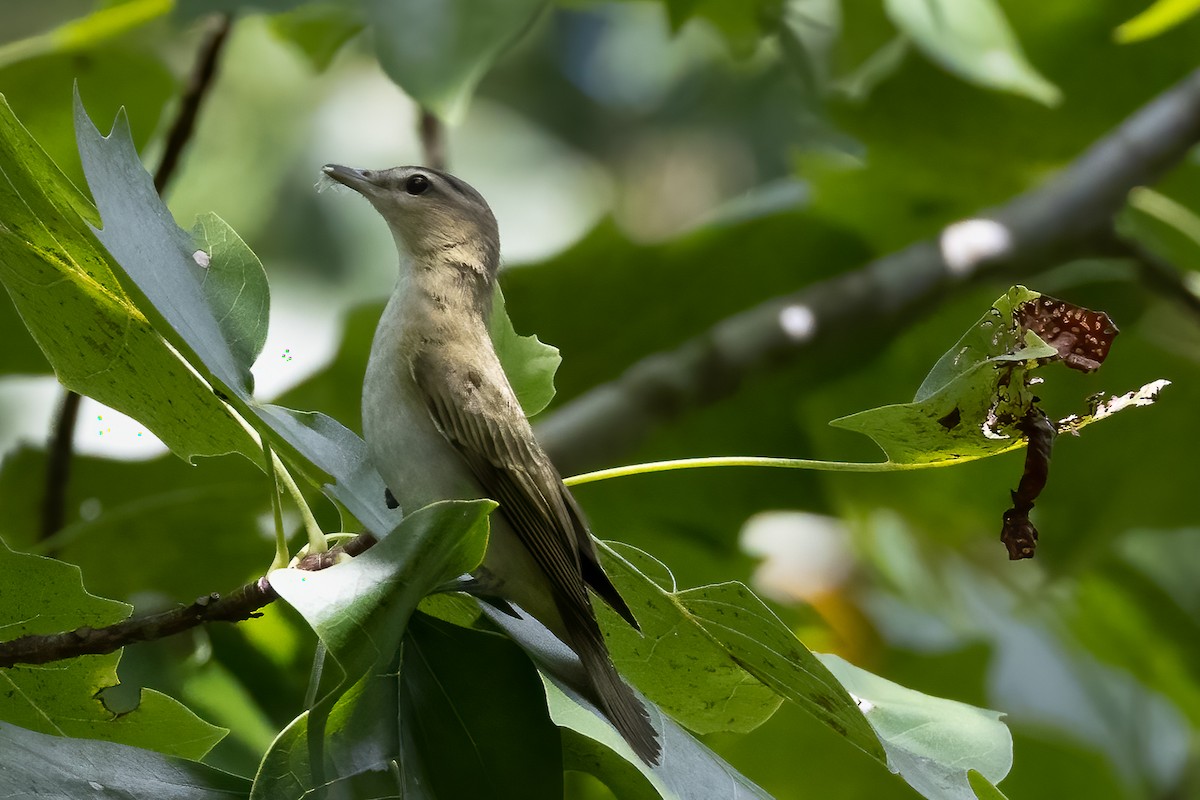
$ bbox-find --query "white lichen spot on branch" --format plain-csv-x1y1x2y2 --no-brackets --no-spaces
939,218,1013,277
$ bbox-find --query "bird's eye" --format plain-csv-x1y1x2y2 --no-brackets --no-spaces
405,174,431,195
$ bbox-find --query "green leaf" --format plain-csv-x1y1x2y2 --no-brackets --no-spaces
0,721,249,799
477,591,775,794
0,543,226,759
268,3,365,72
190,212,271,376
830,286,1055,464
0,0,172,69
883,0,1061,105
491,286,561,417
74,94,255,397
0,96,255,462
969,769,1011,799
818,654,1013,800
776,0,842,94
599,541,883,756
1118,187,1200,275
0,446,269,600
1115,0,1200,42
363,0,548,121
397,614,562,799
252,500,493,798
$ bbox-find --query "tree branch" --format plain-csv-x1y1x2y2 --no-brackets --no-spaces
0,533,377,669
418,107,447,172
38,391,81,544
154,14,233,195
537,68,1200,475
38,14,236,542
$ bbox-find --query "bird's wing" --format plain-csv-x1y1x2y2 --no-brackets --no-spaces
413,351,597,616
413,349,657,764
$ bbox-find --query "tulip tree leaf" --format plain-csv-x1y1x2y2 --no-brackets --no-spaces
491,286,562,418
831,286,1057,464
818,654,1013,800
252,500,493,799
189,212,271,376
0,95,256,462
0,543,226,759
0,722,249,800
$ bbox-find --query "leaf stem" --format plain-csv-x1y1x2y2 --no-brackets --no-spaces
563,450,1020,487
264,440,289,571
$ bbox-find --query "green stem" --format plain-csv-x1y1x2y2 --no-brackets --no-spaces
563,449,1021,487
264,440,290,572
225,400,327,554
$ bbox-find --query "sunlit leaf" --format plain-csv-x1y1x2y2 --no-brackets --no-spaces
818,654,1013,800
1115,0,1200,42
0,0,171,69
831,287,1055,464
884,0,1061,105
0,96,255,461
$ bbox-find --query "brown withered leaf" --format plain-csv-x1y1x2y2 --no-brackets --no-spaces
1017,295,1118,372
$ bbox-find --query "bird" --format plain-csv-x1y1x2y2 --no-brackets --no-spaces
322,163,661,765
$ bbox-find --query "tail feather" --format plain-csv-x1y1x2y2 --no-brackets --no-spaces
558,595,661,765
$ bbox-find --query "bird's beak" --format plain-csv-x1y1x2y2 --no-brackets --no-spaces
322,164,379,196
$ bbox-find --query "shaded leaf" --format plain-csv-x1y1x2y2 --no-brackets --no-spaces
74,94,253,396
481,603,774,799
397,613,562,800
884,0,1060,105
491,286,562,417
0,721,248,800
0,543,225,759
364,0,548,121
818,654,1013,800
190,212,271,378
252,500,492,798
268,3,365,72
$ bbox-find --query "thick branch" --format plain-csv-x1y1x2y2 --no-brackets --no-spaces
0,533,377,669
537,68,1200,474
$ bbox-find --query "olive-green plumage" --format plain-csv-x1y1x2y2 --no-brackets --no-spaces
323,163,660,765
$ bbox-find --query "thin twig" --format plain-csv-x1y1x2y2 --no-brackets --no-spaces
537,67,1200,474
38,391,81,543
418,107,447,172
154,13,234,195
37,14,237,541
0,533,377,669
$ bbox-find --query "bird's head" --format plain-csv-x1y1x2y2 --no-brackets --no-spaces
322,164,500,274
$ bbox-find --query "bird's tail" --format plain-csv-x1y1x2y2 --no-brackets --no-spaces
558,597,661,765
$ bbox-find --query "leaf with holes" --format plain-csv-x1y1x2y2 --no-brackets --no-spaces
0,543,225,759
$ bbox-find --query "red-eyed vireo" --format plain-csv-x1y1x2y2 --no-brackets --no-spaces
322,163,660,765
